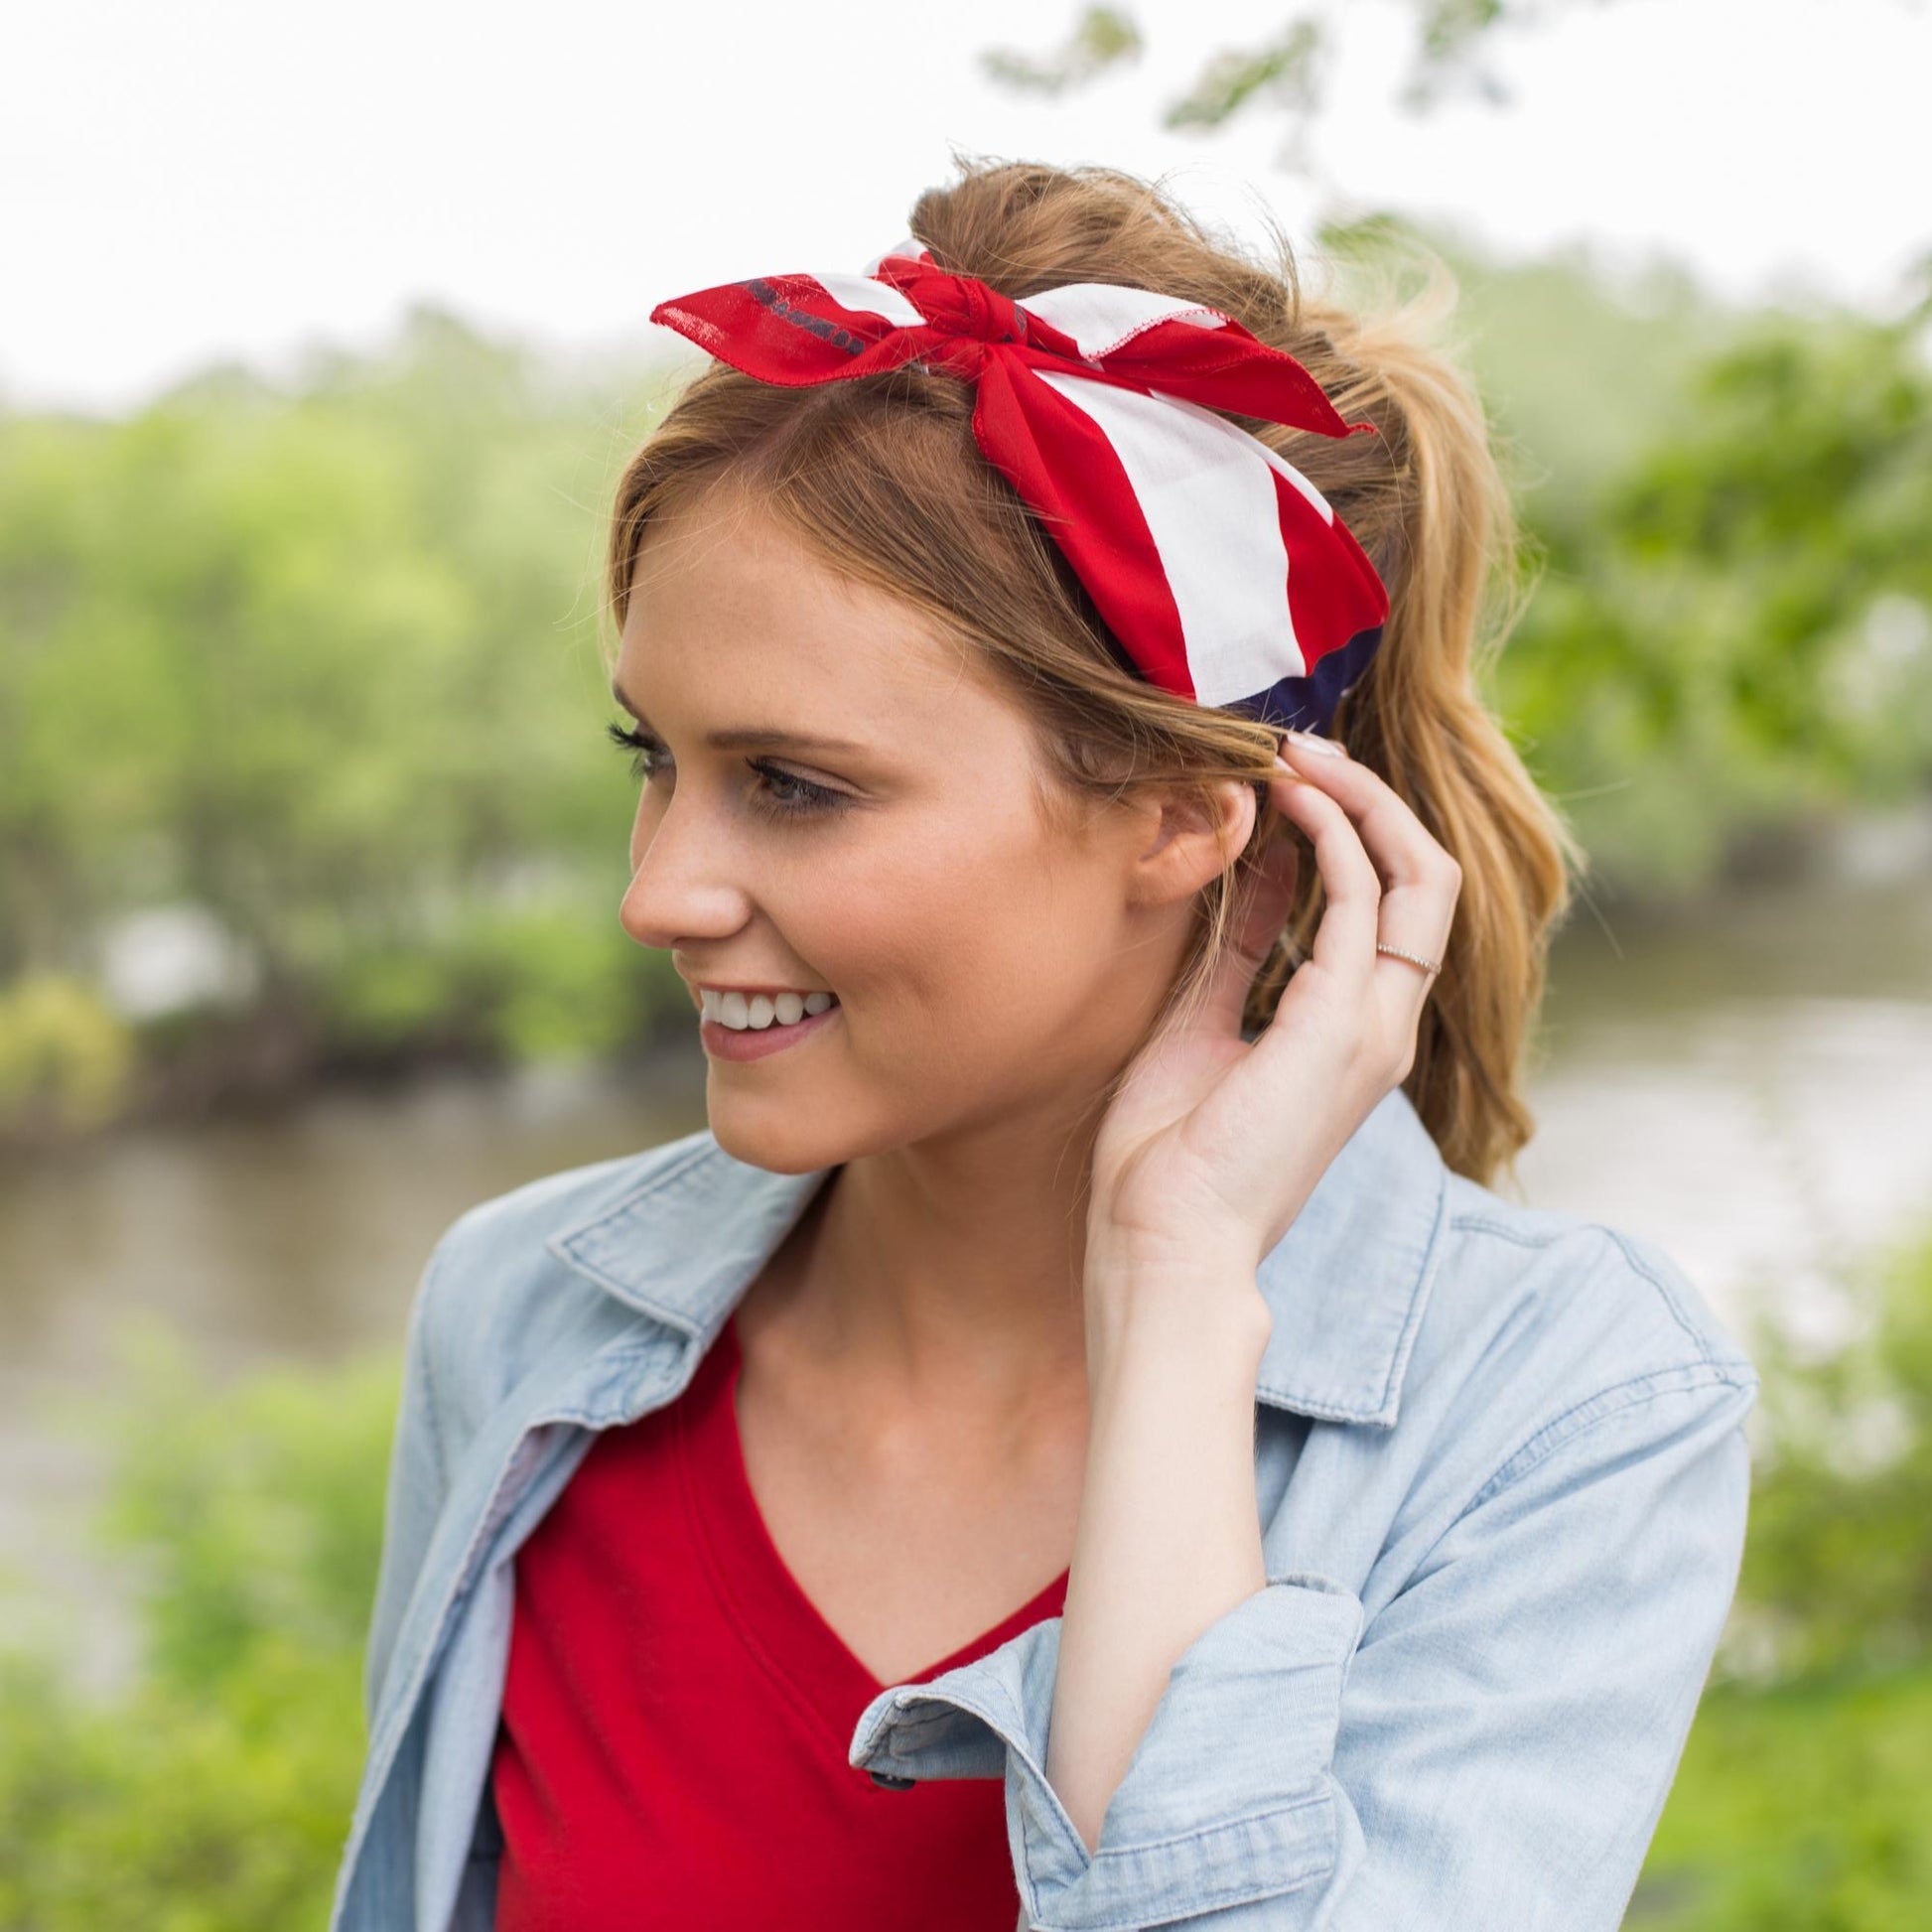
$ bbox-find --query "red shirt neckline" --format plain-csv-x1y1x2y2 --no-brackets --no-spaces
676,1309,1070,1745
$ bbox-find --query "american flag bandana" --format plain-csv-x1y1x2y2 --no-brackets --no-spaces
647,238,1391,737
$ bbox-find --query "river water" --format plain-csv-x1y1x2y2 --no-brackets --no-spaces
6,846,1930,1690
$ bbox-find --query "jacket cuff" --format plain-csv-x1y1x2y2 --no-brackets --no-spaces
848,1571,1364,1932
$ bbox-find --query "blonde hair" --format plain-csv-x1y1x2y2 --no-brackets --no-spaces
605,153,1585,1192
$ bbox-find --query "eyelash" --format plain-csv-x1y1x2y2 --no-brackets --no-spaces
605,721,849,820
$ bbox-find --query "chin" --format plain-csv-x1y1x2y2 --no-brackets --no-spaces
704,1097,850,1176
705,1079,921,1176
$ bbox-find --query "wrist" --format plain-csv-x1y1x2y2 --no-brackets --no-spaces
1082,1257,1273,1382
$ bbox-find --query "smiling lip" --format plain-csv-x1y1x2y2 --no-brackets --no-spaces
700,1000,841,1062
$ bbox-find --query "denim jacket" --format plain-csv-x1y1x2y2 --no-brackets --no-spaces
329,1084,1758,1932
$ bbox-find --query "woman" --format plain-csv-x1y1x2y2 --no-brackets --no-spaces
330,157,1757,1932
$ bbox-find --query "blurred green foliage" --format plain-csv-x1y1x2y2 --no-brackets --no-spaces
1737,1230,1932,1685
1496,301,1932,892
2,1217,1928,1925
2,249,1929,1134
1632,1665,1932,1928
0,970,134,1135
1325,222,1932,894
316,897,650,1065
0,1320,396,1930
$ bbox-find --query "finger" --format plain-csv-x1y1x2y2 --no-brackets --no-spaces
1276,735,1456,899
1274,738,1459,1028
1267,761,1383,979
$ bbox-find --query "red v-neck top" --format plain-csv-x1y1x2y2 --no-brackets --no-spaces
489,1311,1071,1929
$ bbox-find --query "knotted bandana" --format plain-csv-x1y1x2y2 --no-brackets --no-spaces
647,237,1390,736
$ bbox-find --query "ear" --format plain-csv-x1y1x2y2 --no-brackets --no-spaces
1124,778,1259,911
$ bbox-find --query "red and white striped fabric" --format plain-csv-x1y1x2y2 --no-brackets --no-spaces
646,238,1390,737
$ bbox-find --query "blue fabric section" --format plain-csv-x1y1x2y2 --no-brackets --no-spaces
1234,622,1386,737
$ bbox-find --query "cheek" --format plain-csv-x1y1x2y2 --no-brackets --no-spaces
798,846,991,1007
810,817,1109,1036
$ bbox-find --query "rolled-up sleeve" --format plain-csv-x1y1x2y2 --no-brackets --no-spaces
848,1363,1757,1931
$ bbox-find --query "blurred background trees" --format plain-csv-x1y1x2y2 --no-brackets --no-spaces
0,307,685,1141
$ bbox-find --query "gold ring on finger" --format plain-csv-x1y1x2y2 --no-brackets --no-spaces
1374,943,1441,977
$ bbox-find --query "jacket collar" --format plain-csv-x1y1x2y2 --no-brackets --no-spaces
546,1084,1449,1430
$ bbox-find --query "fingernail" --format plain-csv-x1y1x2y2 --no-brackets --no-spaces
1282,729,1346,759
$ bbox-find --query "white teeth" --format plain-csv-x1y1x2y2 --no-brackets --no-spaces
699,987,839,1031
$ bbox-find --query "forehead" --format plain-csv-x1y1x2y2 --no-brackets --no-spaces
617,487,988,721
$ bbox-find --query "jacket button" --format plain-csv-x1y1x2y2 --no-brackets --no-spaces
870,1770,916,1790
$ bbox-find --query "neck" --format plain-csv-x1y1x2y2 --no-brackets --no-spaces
756,1091,1110,1418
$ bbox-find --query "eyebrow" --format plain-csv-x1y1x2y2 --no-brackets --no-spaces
609,681,871,758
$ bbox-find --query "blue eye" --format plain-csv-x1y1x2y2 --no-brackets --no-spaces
604,721,849,821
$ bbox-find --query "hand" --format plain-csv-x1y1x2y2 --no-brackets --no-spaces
1085,732,1462,1304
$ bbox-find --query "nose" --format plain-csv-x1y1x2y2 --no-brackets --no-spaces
618,794,752,952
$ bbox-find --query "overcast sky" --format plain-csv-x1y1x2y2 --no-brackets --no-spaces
5,0,1926,416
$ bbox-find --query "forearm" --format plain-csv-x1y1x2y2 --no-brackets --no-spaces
1044,1268,1273,1857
